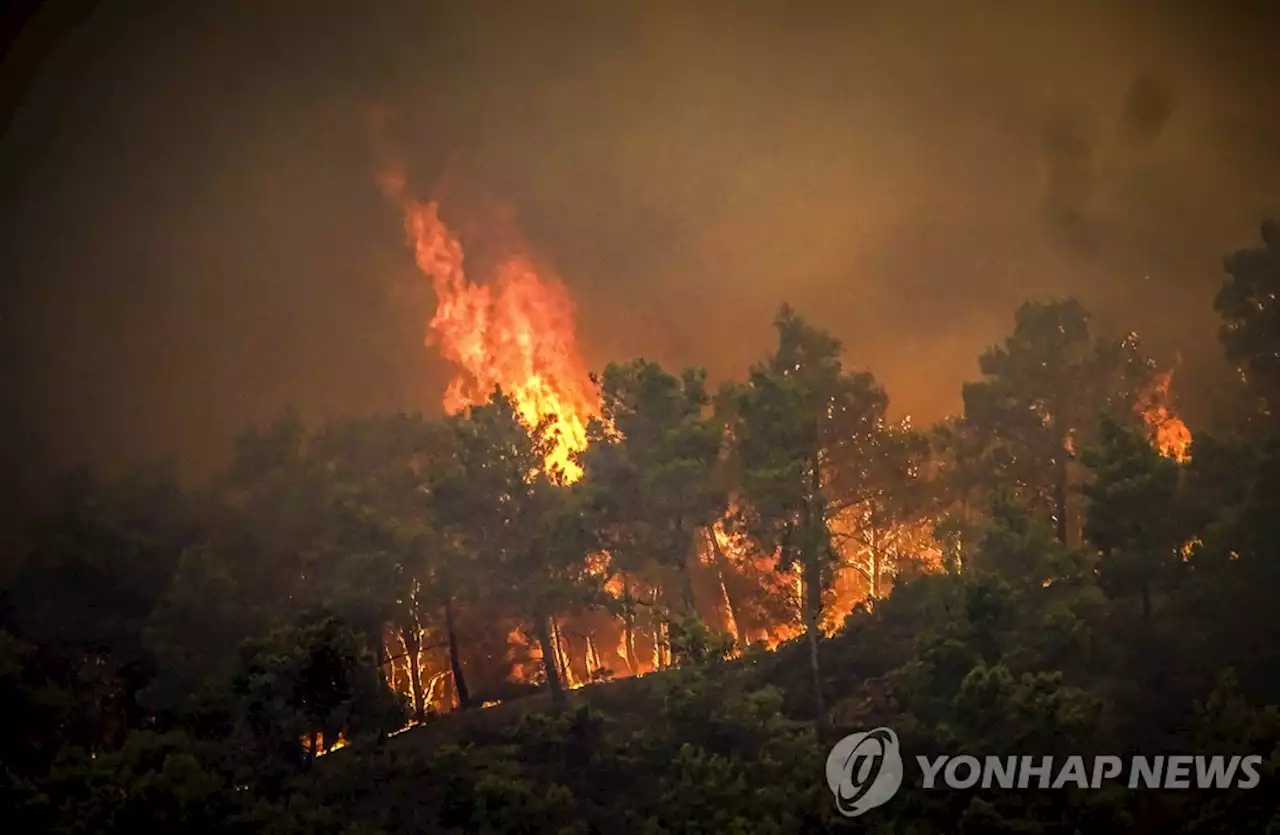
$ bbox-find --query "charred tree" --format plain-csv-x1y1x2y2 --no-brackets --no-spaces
442,597,470,710
534,612,567,712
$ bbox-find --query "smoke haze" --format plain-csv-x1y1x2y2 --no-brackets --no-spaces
3,0,1279,521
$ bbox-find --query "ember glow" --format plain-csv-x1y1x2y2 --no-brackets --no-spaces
380,170,597,481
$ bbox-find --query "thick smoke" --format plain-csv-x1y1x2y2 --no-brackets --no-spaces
1040,72,1181,255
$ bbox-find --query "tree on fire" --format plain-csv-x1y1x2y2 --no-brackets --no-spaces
829,416,936,602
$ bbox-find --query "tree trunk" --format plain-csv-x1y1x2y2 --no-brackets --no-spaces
443,597,470,710
585,635,600,679
806,440,829,737
400,626,426,722
868,509,881,600
674,564,698,620
802,554,828,736
534,613,567,712
1141,581,1152,622
621,576,638,676
705,526,749,650
1053,455,1070,545
650,587,667,669
626,617,639,674
552,617,576,688
665,533,701,664
955,495,973,574
375,630,388,686
678,526,699,618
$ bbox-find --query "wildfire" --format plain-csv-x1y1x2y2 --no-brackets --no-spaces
380,170,597,481
372,160,949,720
1136,369,1192,462
307,732,349,757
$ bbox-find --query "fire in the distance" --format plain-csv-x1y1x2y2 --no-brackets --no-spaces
379,171,1194,716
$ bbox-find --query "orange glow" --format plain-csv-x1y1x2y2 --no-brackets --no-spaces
381,170,597,481
549,616,578,688
507,626,542,685
307,731,349,757
1136,369,1192,462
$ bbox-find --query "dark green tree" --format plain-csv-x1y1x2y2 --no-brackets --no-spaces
309,414,466,718
1081,414,1185,621
1215,219,1280,427
229,613,404,765
432,391,599,712
722,304,886,730
961,299,1154,545
4,463,201,752
578,359,726,645
972,491,1081,589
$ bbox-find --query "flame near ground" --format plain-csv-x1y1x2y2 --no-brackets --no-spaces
374,171,1194,719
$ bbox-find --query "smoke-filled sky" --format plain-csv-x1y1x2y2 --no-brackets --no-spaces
2,0,1279,519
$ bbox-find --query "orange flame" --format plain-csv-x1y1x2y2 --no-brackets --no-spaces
1136,369,1192,463
307,731,349,757
381,170,596,480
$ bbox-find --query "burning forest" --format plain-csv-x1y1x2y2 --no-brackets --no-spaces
362,172,1196,719
7,200,1278,831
